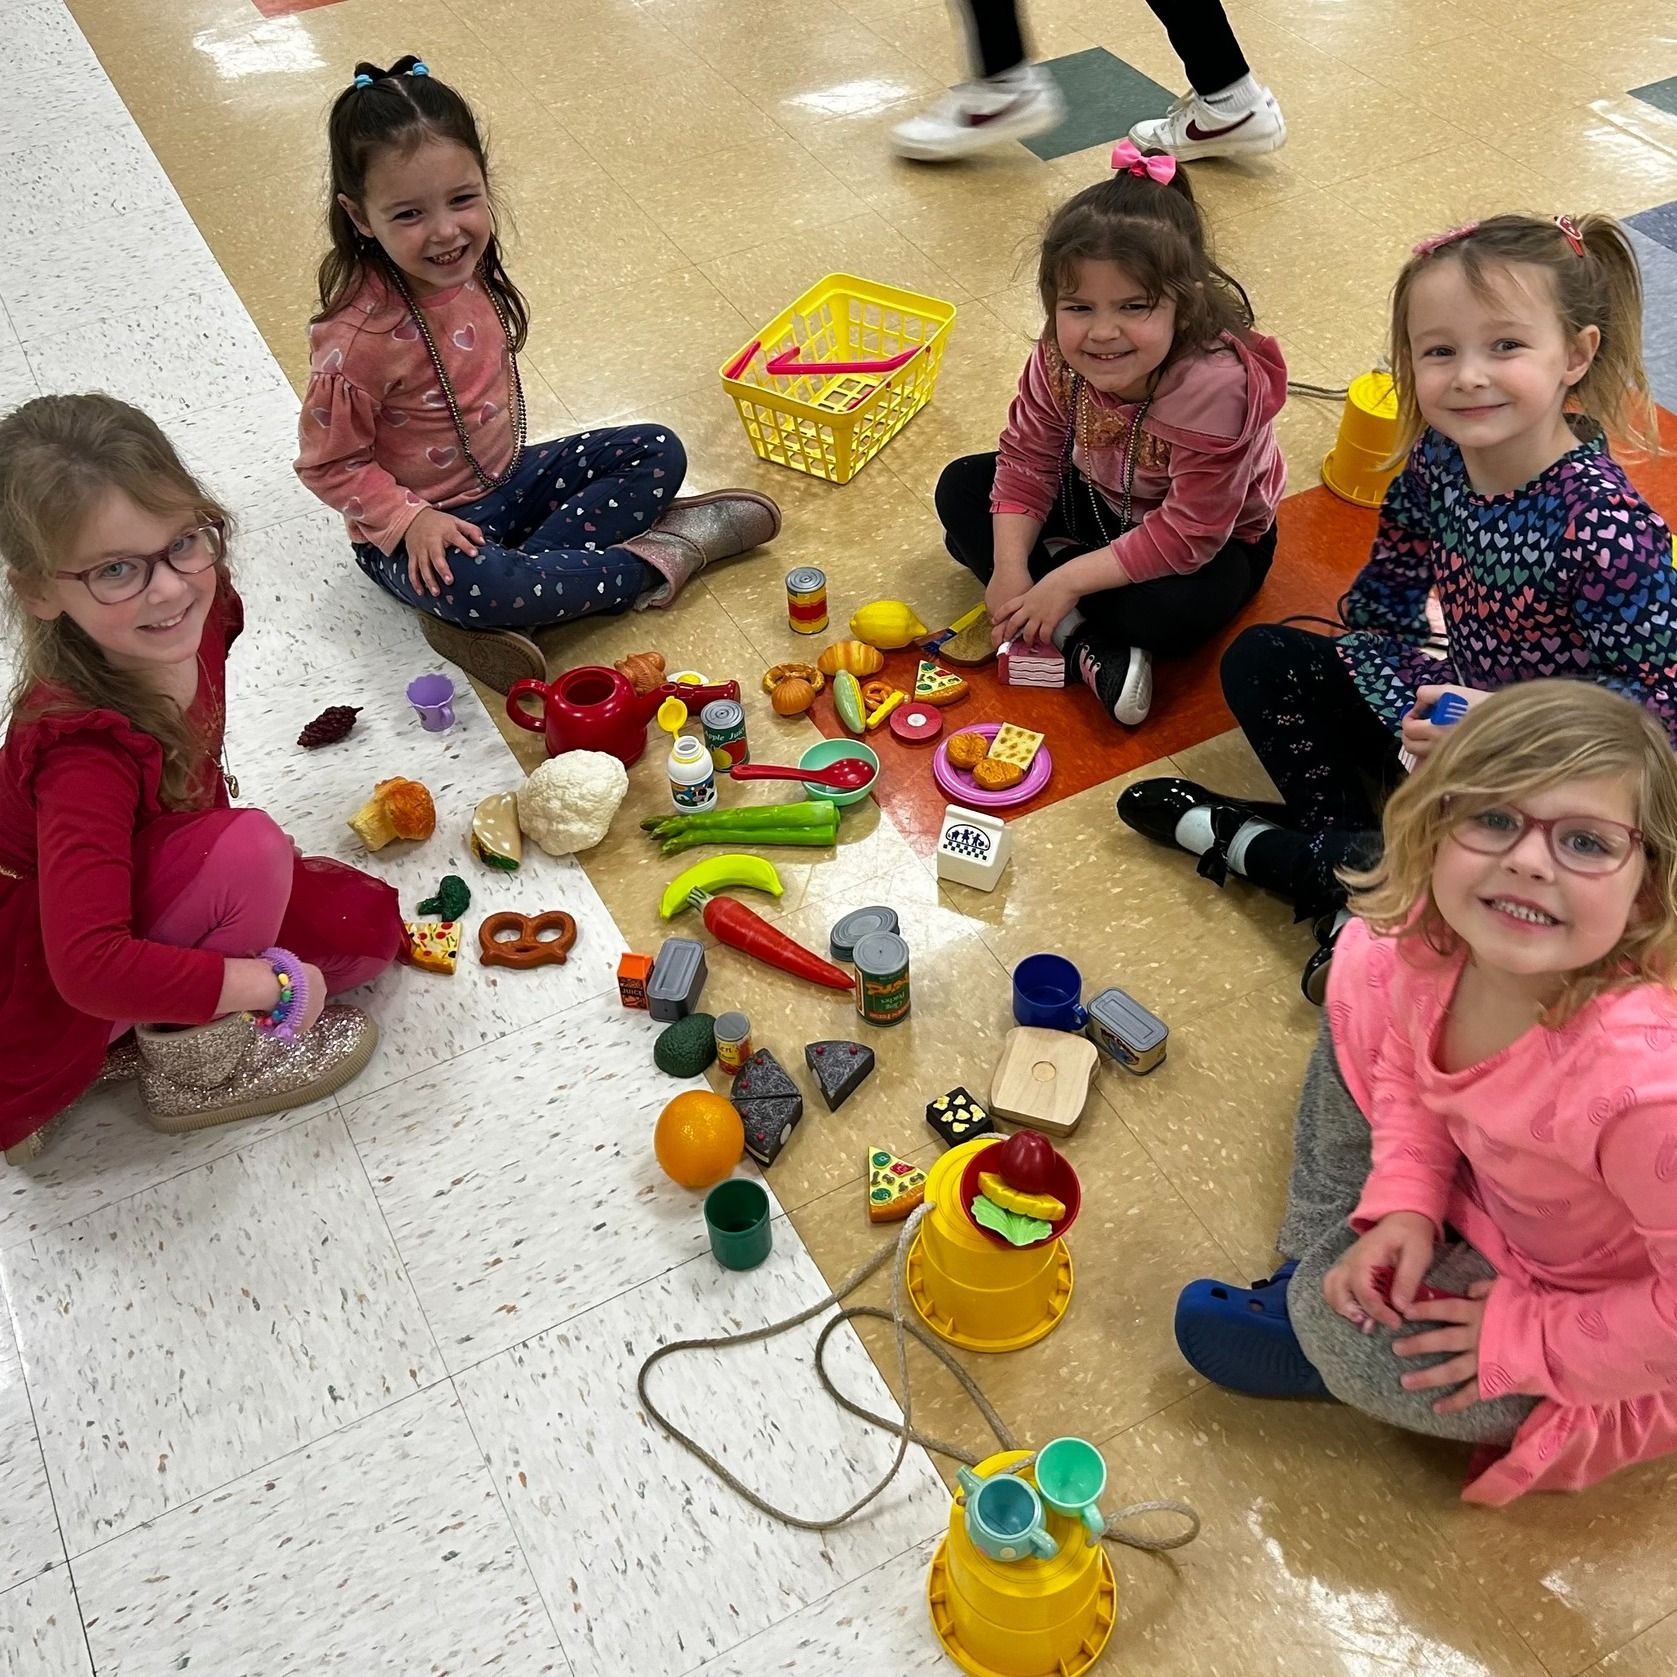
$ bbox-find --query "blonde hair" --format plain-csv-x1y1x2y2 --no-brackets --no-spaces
1344,681,1677,1022
1388,213,1657,462
0,394,231,810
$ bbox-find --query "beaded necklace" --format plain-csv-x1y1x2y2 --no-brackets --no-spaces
1057,372,1151,545
381,257,527,492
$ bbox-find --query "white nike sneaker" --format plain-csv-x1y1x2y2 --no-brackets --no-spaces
1115,646,1153,726
1128,88,1286,161
890,66,1065,162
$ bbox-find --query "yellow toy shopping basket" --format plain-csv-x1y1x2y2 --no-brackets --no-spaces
720,273,957,485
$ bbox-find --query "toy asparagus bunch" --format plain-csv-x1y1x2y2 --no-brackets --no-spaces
640,799,839,855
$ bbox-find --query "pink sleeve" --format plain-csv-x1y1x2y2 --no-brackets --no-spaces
294,371,427,556
990,342,1066,523
1108,439,1257,584
1478,1096,1677,1404
1347,1026,1460,1236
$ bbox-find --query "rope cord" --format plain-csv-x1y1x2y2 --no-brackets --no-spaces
635,1202,1202,1554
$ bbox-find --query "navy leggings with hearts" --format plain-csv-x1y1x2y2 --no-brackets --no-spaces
353,423,683,629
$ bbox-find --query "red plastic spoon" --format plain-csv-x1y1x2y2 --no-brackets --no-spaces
731,759,875,790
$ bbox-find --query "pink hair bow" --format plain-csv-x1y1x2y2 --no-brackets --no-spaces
1111,139,1177,184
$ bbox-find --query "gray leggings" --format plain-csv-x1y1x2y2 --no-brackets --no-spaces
1280,1022,1538,1446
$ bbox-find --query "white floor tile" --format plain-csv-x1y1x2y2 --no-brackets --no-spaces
0,1,100,85
0,1082,333,1254
686,1536,946,1675
4,116,176,246
0,1302,61,1594
171,390,324,535
73,1384,569,1677
0,339,34,408
343,993,720,1367
3,1113,441,1553
455,1242,947,1677
21,285,287,421
0,1567,90,1677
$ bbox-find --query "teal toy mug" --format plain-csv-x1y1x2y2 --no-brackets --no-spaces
955,1466,1058,1563
1034,1437,1107,1543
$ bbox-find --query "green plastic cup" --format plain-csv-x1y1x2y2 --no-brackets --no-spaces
704,1178,772,1271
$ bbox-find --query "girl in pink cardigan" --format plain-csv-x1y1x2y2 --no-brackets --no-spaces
1175,680,1677,1503
934,141,1286,727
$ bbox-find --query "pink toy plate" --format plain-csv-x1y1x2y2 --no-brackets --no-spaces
932,723,1053,809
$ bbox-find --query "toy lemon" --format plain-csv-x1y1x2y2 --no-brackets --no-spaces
850,599,929,649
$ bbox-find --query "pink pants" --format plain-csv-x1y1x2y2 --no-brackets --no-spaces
119,808,403,1038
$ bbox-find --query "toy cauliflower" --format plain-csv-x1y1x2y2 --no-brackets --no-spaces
348,777,436,850
516,749,629,856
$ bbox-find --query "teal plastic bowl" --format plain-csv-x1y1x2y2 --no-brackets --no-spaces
797,738,880,807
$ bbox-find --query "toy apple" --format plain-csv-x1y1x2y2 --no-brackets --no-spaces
996,1130,1055,1193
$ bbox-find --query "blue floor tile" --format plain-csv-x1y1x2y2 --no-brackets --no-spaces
1631,75,1677,118
1629,198,1677,257
1025,46,1174,163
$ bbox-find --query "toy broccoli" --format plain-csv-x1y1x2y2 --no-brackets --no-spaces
416,875,471,920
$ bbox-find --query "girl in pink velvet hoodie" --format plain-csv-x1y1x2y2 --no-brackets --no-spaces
1175,681,1677,1504
934,140,1286,727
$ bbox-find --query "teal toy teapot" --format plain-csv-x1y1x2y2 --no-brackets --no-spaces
955,1466,1058,1564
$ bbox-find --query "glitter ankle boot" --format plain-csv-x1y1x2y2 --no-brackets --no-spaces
137,1007,379,1134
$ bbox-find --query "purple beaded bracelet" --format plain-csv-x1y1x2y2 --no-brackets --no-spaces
254,947,310,1041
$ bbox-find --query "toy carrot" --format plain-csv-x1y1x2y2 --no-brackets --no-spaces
688,890,855,991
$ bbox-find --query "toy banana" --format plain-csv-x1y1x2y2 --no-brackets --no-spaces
978,1171,1067,1222
658,853,783,919
850,599,929,649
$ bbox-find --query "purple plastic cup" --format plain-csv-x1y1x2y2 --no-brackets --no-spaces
407,673,456,732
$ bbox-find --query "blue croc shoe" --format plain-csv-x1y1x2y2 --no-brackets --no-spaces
1174,1261,1331,1399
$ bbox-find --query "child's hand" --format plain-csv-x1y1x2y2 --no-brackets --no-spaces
1400,684,1489,764
1392,1279,1495,1413
992,569,1082,648
404,508,482,597
1323,1211,1437,1330
985,563,1031,635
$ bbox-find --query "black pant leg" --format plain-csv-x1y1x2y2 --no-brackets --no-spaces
1141,0,1250,94
1220,623,1401,832
951,0,1030,78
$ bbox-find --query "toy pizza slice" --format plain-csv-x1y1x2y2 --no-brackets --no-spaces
987,723,1044,772
914,660,969,708
403,919,461,975
868,1148,928,1222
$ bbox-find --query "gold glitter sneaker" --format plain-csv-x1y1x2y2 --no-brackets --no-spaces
4,1037,147,1167
136,1007,379,1134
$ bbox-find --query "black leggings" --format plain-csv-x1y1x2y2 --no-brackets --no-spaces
956,0,1250,93
1218,623,1404,914
935,451,1274,661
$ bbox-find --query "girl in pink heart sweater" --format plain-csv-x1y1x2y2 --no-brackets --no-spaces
1176,680,1677,1503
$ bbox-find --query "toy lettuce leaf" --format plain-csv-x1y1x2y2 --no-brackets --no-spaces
970,1194,1051,1246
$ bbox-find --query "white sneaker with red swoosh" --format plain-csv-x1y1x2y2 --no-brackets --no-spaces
1128,88,1286,160
890,65,1065,162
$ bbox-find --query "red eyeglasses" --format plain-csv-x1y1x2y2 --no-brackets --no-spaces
1446,801,1645,877
56,519,225,605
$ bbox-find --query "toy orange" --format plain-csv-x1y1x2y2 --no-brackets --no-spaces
654,1090,745,1189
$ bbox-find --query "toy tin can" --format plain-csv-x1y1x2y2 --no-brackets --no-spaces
853,931,911,1027
701,699,750,771
786,566,828,635
1084,986,1168,1074
714,1010,752,1074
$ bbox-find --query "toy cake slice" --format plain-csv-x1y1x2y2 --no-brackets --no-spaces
731,1049,804,1165
987,723,1044,772
867,1148,928,1222
914,660,969,708
805,1040,875,1111
925,1085,996,1148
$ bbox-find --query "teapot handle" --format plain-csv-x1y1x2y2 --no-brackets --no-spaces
505,679,548,733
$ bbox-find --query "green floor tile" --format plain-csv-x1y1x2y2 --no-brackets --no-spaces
1024,46,1175,163
1631,75,1677,118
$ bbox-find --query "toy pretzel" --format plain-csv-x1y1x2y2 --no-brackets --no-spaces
478,910,578,969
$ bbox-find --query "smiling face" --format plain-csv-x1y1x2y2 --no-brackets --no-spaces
1404,258,1598,480
340,136,492,297
16,487,217,675
1053,259,1177,400
1431,774,1647,989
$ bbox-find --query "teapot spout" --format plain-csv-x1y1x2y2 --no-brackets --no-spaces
634,677,744,727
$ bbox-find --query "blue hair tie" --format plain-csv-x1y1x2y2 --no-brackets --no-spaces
410,61,429,75
353,73,373,87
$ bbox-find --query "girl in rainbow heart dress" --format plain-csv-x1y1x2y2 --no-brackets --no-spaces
294,55,780,694
1175,682,1677,1507
1121,213,1677,1001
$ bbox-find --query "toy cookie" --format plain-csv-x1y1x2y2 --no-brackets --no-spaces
478,910,578,969
988,723,1044,772
946,731,988,770
973,757,1024,791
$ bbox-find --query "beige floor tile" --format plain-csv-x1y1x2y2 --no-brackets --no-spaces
1095,1388,1551,1677
1393,31,1579,134
1589,1611,1677,1675
1330,143,1553,245
1171,727,1281,804
1490,107,1677,222
733,26,944,131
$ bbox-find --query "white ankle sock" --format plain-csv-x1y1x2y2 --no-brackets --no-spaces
1050,607,1084,651
1173,806,1216,854
1223,817,1277,876
1202,73,1261,113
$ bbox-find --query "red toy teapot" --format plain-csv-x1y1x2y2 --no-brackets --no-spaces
507,667,741,767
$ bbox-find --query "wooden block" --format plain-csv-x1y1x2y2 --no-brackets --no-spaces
989,1027,1098,1136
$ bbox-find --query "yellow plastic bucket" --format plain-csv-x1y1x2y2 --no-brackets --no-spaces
906,1138,1073,1353
928,1449,1118,1677
1321,370,1401,508
720,272,957,485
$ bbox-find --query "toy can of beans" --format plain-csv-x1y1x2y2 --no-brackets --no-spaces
853,931,910,1027
714,1010,752,1074
785,566,828,635
700,699,749,771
